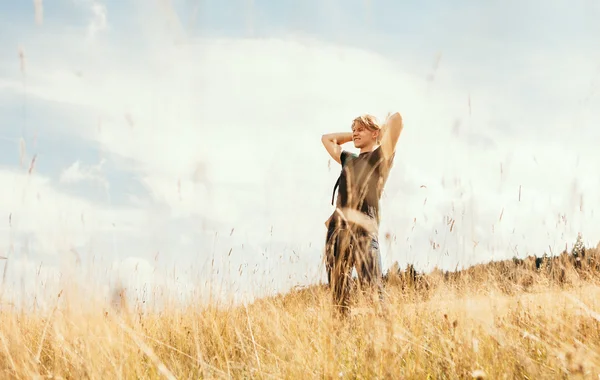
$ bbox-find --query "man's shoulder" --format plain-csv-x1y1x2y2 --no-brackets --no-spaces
341,150,358,166
341,150,359,158
368,145,392,161
370,146,395,172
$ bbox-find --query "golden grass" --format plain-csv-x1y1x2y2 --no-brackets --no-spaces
2,246,600,379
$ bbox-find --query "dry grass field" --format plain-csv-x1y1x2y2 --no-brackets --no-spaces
2,240,600,379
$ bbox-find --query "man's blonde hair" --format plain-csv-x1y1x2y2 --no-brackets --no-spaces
352,114,382,142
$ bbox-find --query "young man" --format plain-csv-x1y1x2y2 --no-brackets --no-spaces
321,112,403,316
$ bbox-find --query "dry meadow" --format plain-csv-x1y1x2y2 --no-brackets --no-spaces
2,242,600,379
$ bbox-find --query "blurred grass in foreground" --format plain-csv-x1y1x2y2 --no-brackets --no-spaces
1,241,600,379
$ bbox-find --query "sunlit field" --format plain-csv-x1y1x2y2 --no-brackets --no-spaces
1,239,600,379
2,1,599,380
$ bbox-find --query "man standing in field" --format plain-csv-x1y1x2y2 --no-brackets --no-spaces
321,112,403,316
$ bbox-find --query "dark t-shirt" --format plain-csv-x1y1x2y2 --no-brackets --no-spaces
332,145,395,230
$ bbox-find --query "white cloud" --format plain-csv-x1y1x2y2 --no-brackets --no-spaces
60,159,108,188
0,169,144,255
88,2,107,38
1,0,599,305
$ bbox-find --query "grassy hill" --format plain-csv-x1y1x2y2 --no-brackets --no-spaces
2,238,600,379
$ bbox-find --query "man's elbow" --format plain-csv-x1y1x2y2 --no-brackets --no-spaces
389,112,403,125
387,112,404,135
321,134,334,145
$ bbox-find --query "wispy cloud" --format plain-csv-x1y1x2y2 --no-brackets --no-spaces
88,2,107,38
59,159,107,188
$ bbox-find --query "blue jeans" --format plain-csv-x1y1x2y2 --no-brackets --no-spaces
325,225,384,315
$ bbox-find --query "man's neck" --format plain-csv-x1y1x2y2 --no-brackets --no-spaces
360,144,378,154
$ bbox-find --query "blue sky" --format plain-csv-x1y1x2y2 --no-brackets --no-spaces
0,0,599,308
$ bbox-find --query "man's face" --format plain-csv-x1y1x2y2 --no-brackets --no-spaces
352,122,378,148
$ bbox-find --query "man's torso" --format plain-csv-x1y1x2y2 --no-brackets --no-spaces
330,146,394,233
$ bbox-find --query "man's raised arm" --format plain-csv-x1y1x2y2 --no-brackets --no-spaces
321,132,353,165
379,112,404,161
